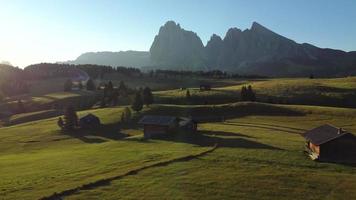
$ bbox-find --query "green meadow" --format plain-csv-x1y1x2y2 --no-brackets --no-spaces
155,77,356,107
0,103,356,199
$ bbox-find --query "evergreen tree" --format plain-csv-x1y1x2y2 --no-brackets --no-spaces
240,86,247,101
247,85,256,101
186,89,191,99
63,106,78,130
64,79,73,91
86,79,96,91
78,82,83,90
107,81,114,91
121,107,132,123
131,92,143,112
118,81,127,96
142,87,153,106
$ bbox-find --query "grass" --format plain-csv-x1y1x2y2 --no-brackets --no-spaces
154,77,356,108
0,106,210,199
0,103,355,199
66,113,356,200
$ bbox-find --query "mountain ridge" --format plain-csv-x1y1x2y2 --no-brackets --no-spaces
67,21,356,77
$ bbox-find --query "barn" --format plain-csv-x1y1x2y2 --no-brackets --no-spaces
303,124,356,162
138,115,178,138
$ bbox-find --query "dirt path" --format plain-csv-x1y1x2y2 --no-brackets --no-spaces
39,144,218,200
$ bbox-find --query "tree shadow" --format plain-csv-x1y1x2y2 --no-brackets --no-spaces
156,130,283,150
202,130,255,138
61,123,130,143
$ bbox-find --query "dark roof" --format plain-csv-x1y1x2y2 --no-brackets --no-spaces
303,124,352,145
178,117,196,126
80,114,100,122
138,115,177,126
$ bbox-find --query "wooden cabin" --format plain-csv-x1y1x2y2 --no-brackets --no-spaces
303,124,356,162
79,113,101,129
138,115,178,138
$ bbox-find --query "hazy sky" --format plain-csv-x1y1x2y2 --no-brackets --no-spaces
1,0,356,68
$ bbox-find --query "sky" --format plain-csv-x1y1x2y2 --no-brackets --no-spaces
1,0,356,68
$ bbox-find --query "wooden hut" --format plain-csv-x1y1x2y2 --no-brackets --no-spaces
303,124,356,162
138,115,178,138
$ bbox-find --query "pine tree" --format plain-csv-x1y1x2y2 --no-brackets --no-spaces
118,81,127,96
86,79,96,91
247,85,256,101
121,107,132,123
63,106,78,130
107,81,114,91
78,82,83,90
131,92,143,112
240,86,247,101
142,87,153,106
64,79,73,91
186,89,191,99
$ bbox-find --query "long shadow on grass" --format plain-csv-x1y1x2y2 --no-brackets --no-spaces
61,123,129,143
157,130,282,150
223,122,303,134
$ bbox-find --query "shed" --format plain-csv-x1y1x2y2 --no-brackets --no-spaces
79,114,101,129
138,115,178,138
199,84,211,91
303,124,356,162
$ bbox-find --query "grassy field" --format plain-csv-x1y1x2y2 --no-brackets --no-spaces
66,111,356,200
154,77,356,107
0,103,356,199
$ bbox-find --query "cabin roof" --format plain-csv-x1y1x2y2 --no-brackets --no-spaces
303,124,351,145
138,115,177,126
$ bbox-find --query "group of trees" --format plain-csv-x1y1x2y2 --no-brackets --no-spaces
63,78,96,92
240,85,256,101
100,81,130,107
131,87,154,112
148,69,267,79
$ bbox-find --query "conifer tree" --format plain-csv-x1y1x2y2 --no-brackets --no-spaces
63,106,78,130
142,87,153,106
131,92,143,112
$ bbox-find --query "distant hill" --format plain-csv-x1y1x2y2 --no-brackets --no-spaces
67,50,151,68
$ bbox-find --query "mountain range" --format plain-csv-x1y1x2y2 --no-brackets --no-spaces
68,21,356,77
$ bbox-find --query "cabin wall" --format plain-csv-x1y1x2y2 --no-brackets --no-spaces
320,134,356,161
144,125,169,138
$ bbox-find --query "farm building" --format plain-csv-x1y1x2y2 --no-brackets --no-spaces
79,113,101,128
303,124,356,162
199,84,211,91
139,115,198,138
139,115,178,138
